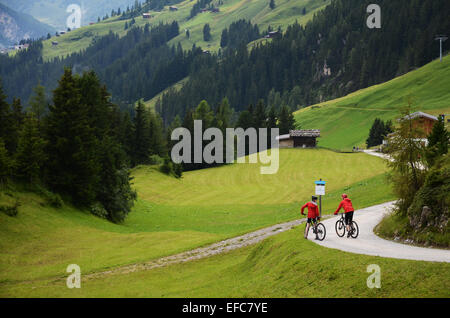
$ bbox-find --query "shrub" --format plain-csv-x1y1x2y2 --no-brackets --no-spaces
160,157,173,175
0,200,20,217
90,202,108,219
149,154,164,165
38,188,63,208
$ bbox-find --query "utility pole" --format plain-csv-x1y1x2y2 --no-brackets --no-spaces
435,35,448,62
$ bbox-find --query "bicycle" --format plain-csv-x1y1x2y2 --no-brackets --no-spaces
310,218,326,241
335,213,359,238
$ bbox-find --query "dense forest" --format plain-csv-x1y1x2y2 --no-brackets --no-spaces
0,0,448,131
0,21,192,107
157,0,450,125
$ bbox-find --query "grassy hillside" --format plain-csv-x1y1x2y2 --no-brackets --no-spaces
133,148,388,205
41,0,330,60
3,217,449,298
0,149,393,286
0,0,137,29
144,77,189,110
294,55,450,151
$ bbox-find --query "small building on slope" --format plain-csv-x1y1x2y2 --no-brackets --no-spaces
276,130,321,148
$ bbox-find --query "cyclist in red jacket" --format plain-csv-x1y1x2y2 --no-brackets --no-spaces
334,194,355,237
301,196,320,239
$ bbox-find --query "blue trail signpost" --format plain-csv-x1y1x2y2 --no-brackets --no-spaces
315,180,326,217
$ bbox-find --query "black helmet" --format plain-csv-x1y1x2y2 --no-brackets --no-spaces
312,196,318,201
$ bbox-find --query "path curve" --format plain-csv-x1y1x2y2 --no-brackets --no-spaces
85,216,330,280
311,202,450,263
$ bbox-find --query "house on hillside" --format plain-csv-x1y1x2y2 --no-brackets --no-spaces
52,41,59,46
169,6,178,11
276,130,320,148
402,111,438,136
143,13,153,19
382,112,441,150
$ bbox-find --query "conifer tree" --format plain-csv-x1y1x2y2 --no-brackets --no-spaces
46,68,100,205
0,139,12,184
15,115,47,183
29,84,47,128
425,115,449,167
131,100,151,166
278,105,295,135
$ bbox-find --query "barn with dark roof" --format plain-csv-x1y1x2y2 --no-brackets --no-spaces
276,130,320,148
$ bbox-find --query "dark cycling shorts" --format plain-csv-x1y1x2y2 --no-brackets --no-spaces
344,211,354,225
307,217,317,224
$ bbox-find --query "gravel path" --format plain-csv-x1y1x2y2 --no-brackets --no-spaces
85,202,449,281
312,202,450,263
85,217,316,280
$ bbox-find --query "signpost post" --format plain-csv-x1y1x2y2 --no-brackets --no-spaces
315,179,326,217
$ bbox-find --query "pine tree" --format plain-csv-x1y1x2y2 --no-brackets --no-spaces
0,80,11,149
96,135,136,223
148,111,167,157
253,99,267,128
29,84,47,128
131,100,151,166
215,98,232,131
269,0,275,10
278,105,295,135
220,29,228,48
15,115,47,183
203,24,211,41
9,98,24,154
0,139,12,184
167,115,182,153
425,115,449,167
194,100,214,128
46,68,100,205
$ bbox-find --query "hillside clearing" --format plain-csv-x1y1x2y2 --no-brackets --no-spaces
295,55,450,151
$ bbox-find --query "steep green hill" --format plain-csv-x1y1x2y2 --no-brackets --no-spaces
294,55,450,151
0,0,137,29
40,0,330,60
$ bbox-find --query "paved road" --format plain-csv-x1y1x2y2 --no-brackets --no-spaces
311,202,450,263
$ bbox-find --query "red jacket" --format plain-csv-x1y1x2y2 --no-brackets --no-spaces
301,201,319,218
334,198,354,214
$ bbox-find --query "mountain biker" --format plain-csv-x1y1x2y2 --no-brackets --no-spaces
334,194,355,237
301,196,320,240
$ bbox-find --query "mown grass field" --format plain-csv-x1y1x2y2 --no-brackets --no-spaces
294,55,450,151
40,0,330,61
3,221,449,298
0,149,393,288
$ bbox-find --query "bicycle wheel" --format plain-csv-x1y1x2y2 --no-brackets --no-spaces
335,220,345,237
350,221,359,238
316,223,326,241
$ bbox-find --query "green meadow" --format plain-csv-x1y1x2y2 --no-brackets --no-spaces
0,149,394,289
41,0,330,61
3,221,449,298
295,55,450,151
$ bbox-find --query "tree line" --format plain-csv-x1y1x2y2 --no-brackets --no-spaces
0,69,170,222
157,0,450,126
385,107,449,246
0,21,192,109
166,98,296,172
